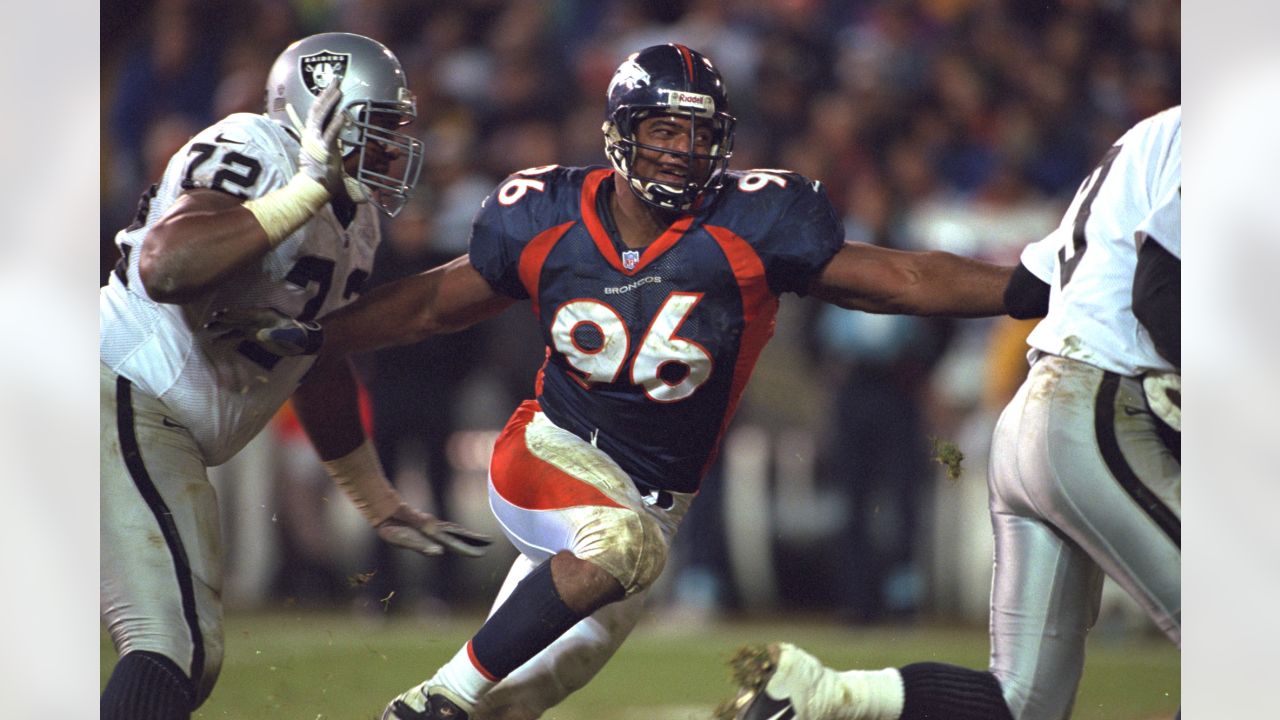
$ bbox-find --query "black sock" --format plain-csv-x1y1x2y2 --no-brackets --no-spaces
899,662,1014,720
469,558,585,680
102,650,194,720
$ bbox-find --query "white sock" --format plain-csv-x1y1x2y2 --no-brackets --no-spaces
769,644,905,720
831,668,906,720
431,643,497,710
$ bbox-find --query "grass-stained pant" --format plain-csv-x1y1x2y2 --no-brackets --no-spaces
101,363,225,706
475,400,692,719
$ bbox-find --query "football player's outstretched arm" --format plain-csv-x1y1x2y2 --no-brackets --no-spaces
204,255,512,364
289,353,494,557
318,254,515,358
809,241,1014,318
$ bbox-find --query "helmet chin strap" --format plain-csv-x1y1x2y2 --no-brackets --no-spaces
284,102,307,136
343,175,370,204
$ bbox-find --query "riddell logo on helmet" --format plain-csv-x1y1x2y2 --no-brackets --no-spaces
659,89,713,115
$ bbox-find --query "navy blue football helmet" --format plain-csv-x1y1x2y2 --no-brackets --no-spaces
603,44,736,212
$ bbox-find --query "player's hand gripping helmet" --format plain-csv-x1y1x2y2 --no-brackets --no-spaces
266,32,424,216
603,44,736,213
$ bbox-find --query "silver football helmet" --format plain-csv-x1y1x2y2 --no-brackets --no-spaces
266,32,424,216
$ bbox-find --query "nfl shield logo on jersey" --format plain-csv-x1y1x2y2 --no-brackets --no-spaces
299,50,350,95
622,250,640,270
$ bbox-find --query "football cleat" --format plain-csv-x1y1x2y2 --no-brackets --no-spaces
714,643,797,720
381,683,472,720
717,642,872,720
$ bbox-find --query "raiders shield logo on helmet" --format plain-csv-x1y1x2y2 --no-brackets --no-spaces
299,50,351,95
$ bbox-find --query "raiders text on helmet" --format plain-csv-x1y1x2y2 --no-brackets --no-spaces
603,44,736,212
266,32,424,216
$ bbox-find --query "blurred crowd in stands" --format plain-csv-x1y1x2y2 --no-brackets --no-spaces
101,0,1180,625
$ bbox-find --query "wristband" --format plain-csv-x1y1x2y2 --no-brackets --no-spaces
321,439,401,525
243,173,330,247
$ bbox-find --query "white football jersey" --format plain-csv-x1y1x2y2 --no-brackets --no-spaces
100,113,380,465
1020,106,1181,376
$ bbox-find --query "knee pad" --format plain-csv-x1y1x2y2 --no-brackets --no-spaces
573,506,669,596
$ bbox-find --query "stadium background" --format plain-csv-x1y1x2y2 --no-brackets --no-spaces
100,1,1180,717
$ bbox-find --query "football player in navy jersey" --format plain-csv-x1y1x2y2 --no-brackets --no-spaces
242,44,1021,719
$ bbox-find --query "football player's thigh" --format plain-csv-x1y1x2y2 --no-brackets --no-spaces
989,510,1104,720
1044,368,1181,645
101,371,225,689
488,408,647,563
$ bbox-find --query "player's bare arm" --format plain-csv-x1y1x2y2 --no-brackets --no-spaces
288,354,493,557
318,254,515,358
139,189,279,303
291,354,365,459
809,241,1014,317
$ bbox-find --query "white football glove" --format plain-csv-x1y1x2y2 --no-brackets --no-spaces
298,82,348,194
245,83,345,245
289,83,367,203
205,307,322,356
1142,371,1181,432
375,504,494,558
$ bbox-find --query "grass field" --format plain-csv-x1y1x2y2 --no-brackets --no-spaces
101,609,1179,719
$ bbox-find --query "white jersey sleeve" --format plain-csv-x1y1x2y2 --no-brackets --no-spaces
100,113,382,465
1018,226,1064,283
1136,183,1181,259
1024,106,1181,376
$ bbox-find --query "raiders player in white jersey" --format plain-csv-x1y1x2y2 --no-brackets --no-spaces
100,33,491,720
720,107,1181,720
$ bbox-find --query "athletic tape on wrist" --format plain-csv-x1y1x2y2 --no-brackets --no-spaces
243,173,330,247
321,439,401,525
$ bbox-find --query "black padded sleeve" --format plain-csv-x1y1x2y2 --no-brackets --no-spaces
1133,237,1181,369
1002,262,1050,319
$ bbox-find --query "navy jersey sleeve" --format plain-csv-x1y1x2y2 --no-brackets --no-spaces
754,175,845,296
467,181,531,299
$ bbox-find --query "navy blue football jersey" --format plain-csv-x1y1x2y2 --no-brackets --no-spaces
470,165,843,493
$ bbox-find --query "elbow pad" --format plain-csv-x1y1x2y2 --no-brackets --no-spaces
1133,239,1181,369
1003,263,1050,320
